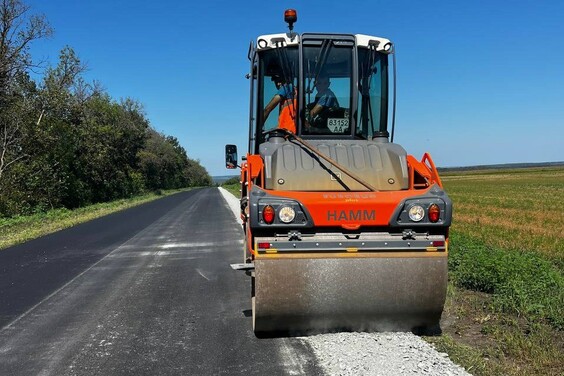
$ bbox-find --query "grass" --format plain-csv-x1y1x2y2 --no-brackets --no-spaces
428,283,563,376
449,233,563,329
222,182,241,197
0,189,190,250
427,166,564,375
441,166,564,268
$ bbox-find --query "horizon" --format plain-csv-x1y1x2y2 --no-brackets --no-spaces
212,160,564,178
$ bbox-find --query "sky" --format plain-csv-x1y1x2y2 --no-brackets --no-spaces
25,0,564,176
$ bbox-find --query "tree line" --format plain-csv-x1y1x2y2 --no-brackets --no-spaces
0,0,211,217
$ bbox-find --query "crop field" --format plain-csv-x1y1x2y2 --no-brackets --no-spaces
442,167,564,267
432,166,564,376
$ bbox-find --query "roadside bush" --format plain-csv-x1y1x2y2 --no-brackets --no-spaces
222,176,240,186
449,232,564,329
221,177,241,197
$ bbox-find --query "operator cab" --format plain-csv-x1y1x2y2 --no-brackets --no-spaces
249,29,395,153
226,10,407,192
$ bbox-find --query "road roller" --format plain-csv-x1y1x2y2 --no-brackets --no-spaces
226,9,452,335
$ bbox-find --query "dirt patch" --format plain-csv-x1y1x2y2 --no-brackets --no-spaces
441,289,498,349
436,286,564,376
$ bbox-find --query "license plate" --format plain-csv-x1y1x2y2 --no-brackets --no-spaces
327,118,349,133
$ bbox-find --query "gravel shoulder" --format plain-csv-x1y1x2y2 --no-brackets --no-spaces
218,187,472,376
300,332,469,376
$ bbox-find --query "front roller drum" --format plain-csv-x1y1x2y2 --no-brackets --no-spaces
253,254,447,334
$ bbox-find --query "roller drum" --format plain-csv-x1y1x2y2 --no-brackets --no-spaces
253,255,447,334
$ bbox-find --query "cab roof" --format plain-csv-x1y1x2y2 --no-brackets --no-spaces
255,33,393,53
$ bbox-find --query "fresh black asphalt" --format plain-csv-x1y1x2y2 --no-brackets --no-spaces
0,188,322,375
0,190,203,328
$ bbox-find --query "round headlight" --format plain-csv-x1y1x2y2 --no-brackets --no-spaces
408,205,425,222
278,206,296,223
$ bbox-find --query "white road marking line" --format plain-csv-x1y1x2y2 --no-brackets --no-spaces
196,268,210,281
218,187,243,224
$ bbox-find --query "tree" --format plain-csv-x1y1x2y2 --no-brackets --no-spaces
0,70,38,181
184,157,212,187
38,46,87,126
0,0,52,186
0,85,30,181
72,95,150,205
0,0,53,95
137,131,211,190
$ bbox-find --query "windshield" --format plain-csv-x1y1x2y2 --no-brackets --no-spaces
302,40,353,136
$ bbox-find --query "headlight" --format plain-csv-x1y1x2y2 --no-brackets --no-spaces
278,206,296,223
408,205,425,222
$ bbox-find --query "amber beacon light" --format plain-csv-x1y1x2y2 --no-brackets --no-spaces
284,9,297,31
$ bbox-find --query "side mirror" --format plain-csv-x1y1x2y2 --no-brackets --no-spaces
225,144,238,169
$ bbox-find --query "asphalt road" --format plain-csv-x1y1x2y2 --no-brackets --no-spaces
0,188,322,375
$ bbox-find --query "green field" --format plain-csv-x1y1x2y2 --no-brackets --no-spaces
443,167,564,267
431,167,564,376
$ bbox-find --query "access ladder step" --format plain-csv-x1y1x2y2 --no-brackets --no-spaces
230,263,255,271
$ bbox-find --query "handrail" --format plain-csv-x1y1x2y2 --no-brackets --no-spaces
421,153,443,188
